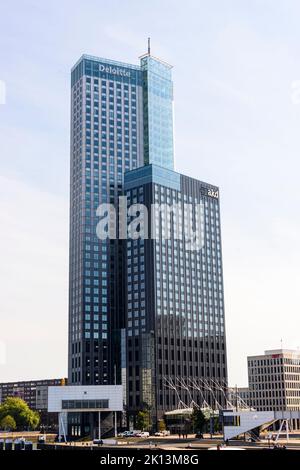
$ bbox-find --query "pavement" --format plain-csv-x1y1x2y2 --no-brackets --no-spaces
41,434,300,451
4,431,300,451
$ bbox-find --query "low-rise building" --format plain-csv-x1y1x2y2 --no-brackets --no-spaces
0,378,67,430
48,385,123,439
248,349,300,429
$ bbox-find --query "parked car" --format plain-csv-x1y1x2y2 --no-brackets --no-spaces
93,439,103,445
118,430,141,438
118,431,130,437
154,430,170,437
135,431,150,438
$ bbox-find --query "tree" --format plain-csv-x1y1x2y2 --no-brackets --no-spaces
191,408,209,434
0,397,40,430
0,415,16,431
136,409,151,431
158,419,166,432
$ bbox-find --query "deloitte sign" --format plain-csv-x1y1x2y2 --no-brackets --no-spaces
99,63,131,78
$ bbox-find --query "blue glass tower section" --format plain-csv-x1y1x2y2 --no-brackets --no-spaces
141,55,174,170
68,55,144,395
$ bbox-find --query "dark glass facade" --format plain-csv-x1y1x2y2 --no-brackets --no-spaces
124,164,227,426
68,51,227,435
68,52,175,436
69,56,144,390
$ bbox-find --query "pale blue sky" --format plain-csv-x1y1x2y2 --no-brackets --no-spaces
1,0,300,386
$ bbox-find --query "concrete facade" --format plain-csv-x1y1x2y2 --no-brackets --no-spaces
248,349,300,429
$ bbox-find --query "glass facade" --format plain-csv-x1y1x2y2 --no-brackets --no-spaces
68,51,227,434
69,53,174,395
141,56,174,170
62,399,109,410
124,165,227,422
68,55,144,391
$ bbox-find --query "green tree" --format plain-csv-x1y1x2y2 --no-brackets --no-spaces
0,415,17,431
158,419,166,432
0,397,40,430
191,408,209,434
136,409,151,431
213,415,220,433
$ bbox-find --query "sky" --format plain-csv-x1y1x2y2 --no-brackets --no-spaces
1,0,300,387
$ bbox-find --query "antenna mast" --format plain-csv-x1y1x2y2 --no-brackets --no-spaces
148,37,151,55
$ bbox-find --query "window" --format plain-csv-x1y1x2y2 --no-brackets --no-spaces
62,399,109,410
222,415,241,427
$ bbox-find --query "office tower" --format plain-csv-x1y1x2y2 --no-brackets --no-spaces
68,51,174,436
248,349,300,429
69,55,142,388
68,47,228,435
124,164,227,426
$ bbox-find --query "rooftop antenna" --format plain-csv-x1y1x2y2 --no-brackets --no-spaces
148,37,151,55
280,338,283,350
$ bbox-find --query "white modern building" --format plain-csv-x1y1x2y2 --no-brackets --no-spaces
248,349,300,429
48,385,123,439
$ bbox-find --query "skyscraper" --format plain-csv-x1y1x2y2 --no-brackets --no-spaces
68,50,174,436
124,164,227,425
68,47,227,435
